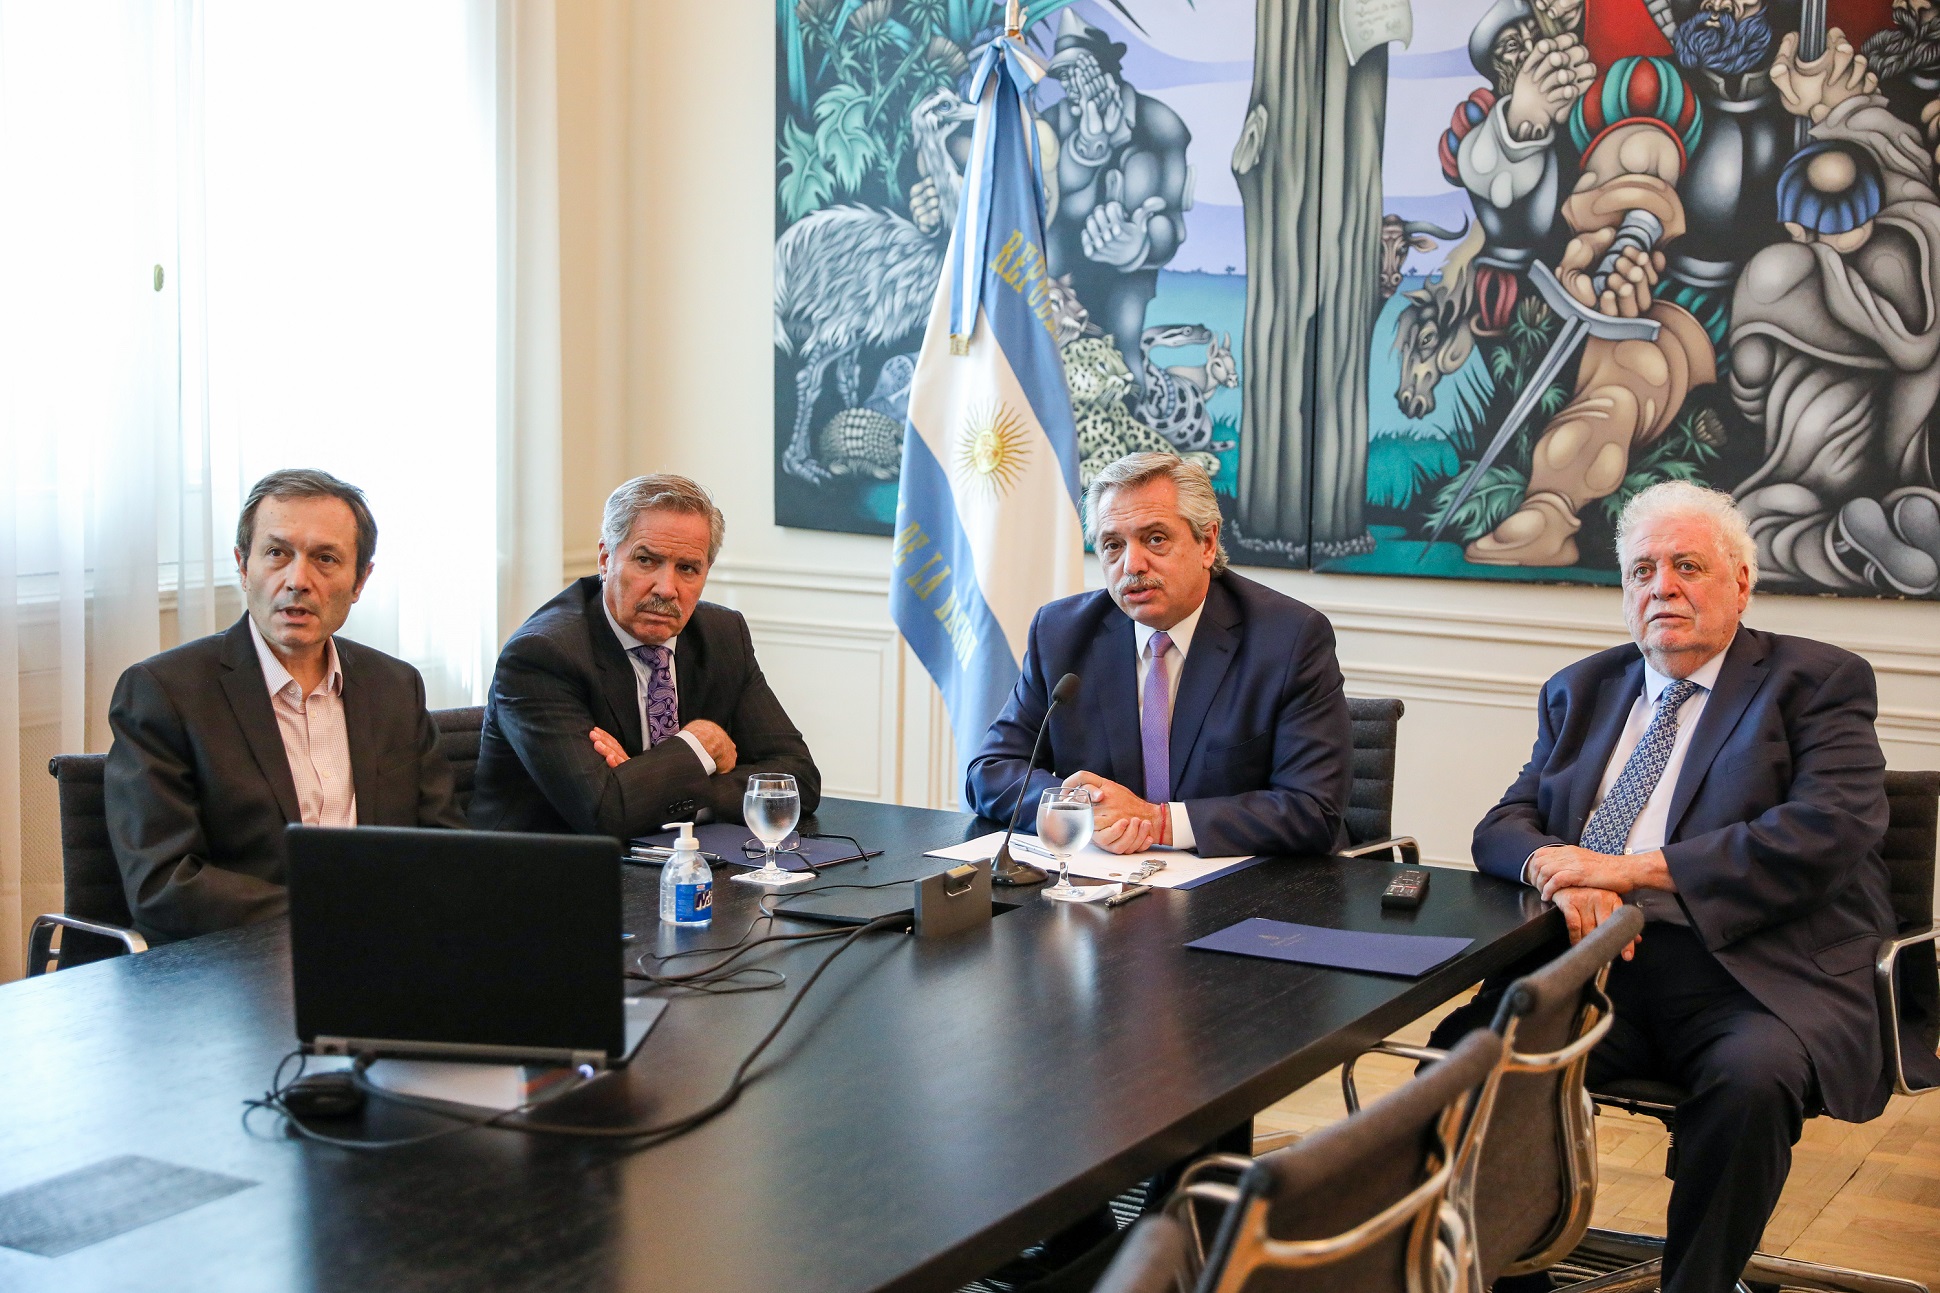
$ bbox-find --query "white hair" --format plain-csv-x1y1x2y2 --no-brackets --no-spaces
1614,481,1758,590
1083,452,1229,574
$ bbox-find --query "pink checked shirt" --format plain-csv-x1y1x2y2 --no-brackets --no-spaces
248,616,358,828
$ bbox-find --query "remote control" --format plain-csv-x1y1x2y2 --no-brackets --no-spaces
1381,868,1430,910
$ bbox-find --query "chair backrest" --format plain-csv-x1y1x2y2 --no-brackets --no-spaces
1464,905,1642,1285
47,755,136,966
1884,770,1940,1059
431,705,485,817
1093,1213,1196,1293
1200,1028,1502,1293
1345,697,1405,847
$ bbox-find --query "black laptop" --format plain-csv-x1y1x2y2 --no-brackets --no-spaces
287,826,663,1070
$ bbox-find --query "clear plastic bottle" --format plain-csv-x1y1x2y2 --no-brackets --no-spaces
658,821,713,927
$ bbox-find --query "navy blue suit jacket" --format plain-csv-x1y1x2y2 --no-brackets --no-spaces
1474,627,1911,1121
964,571,1352,858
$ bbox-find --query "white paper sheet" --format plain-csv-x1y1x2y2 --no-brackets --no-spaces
925,830,1253,889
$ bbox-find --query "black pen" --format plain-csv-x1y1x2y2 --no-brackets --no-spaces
1104,883,1152,908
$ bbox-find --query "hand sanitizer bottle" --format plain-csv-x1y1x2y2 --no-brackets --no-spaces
659,821,713,927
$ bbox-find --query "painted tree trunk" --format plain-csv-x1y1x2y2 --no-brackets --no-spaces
1231,0,1386,562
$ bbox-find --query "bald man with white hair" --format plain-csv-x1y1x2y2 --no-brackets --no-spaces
1441,481,1923,1292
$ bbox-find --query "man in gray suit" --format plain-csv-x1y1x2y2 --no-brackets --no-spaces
106,469,463,944
470,474,820,838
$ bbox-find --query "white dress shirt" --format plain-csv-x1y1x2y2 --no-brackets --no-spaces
602,598,715,774
1133,600,1205,850
1528,639,1733,922
248,616,357,828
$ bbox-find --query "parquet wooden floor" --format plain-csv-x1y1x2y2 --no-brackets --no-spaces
1253,993,1940,1288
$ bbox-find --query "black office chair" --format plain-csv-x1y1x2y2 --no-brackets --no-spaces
1340,697,1420,865
431,704,485,818
1332,906,1639,1292
1090,1214,1196,1293
1141,1029,1502,1293
27,755,146,977
1567,769,1940,1293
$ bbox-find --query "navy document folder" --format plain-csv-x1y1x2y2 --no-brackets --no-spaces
1187,918,1473,978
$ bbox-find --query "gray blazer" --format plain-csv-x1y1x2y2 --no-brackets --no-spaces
105,616,464,943
469,576,821,838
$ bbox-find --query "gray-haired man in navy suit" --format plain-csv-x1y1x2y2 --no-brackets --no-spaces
966,453,1352,859
1450,480,1925,1293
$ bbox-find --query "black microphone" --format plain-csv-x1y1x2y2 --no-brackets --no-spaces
991,672,1080,887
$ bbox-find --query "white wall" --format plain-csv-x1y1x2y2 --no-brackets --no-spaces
556,0,1940,868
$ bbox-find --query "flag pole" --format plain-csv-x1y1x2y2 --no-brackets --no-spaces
1005,0,1022,38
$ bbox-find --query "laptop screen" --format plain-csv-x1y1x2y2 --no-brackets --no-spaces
288,826,625,1059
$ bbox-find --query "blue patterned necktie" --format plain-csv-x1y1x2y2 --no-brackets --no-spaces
1579,678,1701,854
629,645,680,746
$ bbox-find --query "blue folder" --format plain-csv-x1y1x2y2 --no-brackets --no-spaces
1187,918,1473,978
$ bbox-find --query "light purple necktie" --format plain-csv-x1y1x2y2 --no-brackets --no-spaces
630,645,680,746
1141,631,1174,805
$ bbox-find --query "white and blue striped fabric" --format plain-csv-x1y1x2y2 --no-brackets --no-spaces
890,33,1085,780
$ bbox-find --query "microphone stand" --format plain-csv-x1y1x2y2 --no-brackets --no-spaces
990,704,1058,888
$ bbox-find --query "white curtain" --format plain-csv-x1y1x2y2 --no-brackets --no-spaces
1,0,536,977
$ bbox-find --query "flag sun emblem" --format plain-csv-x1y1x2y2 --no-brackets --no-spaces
955,400,1030,497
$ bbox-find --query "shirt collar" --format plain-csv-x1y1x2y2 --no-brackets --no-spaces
601,589,678,657
247,613,342,698
1133,598,1205,660
1641,630,1733,701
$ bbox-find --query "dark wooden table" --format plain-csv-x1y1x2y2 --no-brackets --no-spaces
0,799,1555,1293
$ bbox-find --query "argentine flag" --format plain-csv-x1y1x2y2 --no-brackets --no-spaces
890,30,1085,782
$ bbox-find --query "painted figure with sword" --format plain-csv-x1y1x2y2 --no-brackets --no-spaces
1442,0,1826,567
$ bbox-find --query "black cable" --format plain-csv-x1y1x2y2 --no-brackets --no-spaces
246,906,909,1152
243,1051,507,1150
504,911,909,1143
626,876,913,990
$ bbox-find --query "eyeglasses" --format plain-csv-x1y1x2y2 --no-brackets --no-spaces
739,832,872,869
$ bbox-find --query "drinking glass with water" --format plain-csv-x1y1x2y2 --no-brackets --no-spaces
1036,786,1095,902
735,772,810,886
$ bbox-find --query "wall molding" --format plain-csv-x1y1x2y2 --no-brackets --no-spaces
704,555,1940,665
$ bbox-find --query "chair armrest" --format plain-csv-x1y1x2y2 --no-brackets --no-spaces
1342,1040,1448,1112
1877,922,1940,1098
1338,836,1421,866
1166,1154,1255,1266
26,914,148,977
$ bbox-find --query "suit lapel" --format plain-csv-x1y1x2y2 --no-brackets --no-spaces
1169,579,1240,791
1566,657,1645,841
1085,609,1142,787
1665,630,1771,840
218,618,303,825
675,612,711,727
338,643,380,817
584,582,646,754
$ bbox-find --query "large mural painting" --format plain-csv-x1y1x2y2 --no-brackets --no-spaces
774,0,1256,540
776,0,1940,599
1320,0,1940,597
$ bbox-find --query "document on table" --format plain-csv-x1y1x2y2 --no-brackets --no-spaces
925,830,1263,890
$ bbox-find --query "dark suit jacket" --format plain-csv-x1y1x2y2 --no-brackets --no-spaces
1474,627,1912,1121
964,571,1352,858
469,576,820,838
105,617,463,944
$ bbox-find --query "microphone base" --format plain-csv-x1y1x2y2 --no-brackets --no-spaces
990,844,1048,887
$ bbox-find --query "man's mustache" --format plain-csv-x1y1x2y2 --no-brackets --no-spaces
1116,574,1165,595
634,595,682,618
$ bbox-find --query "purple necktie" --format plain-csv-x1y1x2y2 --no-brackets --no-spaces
630,645,680,746
1141,631,1174,805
